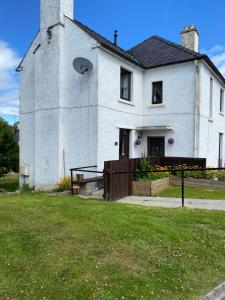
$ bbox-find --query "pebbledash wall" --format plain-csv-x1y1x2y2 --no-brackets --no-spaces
19,4,225,189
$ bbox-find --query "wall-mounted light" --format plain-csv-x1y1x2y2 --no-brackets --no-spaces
135,132,143,146
168,138,175,145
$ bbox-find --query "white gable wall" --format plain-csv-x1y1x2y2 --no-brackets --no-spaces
63,17,99,174
20,25,66,189
20,17,100,189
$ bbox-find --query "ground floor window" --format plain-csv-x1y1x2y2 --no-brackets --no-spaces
119,129,130,159
148,136,165,156
219,133,224,167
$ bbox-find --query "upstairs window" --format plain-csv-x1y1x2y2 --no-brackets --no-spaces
152,81,163,104
220,89,224,113
209,77,213,119
120,68,131,101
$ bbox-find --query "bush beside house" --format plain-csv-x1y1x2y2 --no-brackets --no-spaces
0,118,19,176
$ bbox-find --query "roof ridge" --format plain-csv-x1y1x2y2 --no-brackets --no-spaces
73,18,139,62
152,35,202,57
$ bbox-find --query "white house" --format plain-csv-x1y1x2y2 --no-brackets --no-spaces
18,0,225,190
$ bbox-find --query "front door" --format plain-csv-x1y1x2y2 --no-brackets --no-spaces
119,129,130,159
148,137,165,156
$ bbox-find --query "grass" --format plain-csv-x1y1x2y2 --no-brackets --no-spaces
0,194,225,299
0,175,19,192
157,185,225,200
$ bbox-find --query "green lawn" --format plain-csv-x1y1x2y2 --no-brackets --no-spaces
0,194,225,299
0,175,19,192
157,185,225,200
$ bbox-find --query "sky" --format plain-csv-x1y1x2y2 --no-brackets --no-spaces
1,0,225,124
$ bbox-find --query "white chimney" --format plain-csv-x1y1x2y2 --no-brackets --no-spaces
181,25,199,52
40,0,74,29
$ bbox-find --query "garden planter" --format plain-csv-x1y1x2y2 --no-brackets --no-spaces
170,176,225,190
132,177,169,196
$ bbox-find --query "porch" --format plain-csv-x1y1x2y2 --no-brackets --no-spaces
119,125,174,160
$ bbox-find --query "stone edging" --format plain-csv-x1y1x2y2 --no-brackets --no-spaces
201,282,225,300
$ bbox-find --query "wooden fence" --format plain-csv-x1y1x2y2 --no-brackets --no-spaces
104,156,206,201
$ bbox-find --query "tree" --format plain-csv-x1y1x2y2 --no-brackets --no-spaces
0,118,19,176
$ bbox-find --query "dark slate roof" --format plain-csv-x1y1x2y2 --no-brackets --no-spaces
71,18,225,84
73,19,141,67
16,17,225,84
128,35,204,68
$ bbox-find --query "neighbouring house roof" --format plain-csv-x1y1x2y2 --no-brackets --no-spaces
72,18,225,84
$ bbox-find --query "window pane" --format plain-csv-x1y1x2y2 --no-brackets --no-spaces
209,78,213,118
120,68,131,100
152,81,163,104
220,89,224,112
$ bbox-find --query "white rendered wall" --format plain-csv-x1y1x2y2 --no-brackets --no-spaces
20,17,100,189
97,57,197,170
40,0,74,29
20,26,65,189
142,62,196,157
97,49,144,170
62,17,99,175
20,34,40,188
198,62,225,166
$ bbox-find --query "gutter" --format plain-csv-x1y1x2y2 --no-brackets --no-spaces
97,45,144,71
193,60,200,157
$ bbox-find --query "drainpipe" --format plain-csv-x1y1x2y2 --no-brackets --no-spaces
194,60,200,157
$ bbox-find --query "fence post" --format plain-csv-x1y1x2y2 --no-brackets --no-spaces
103,169,110,201
181,170,184,207
70,169,74,196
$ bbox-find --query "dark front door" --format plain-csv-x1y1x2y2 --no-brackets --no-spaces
119,129,130,159
148,137,165,156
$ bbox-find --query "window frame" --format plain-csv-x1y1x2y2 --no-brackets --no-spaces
152,81,163,105
220,88,224,113
209,77,213,119
120,67,132,101
147,136,165,157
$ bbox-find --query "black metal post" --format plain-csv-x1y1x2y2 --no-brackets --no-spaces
181,170,184,207
71,169,74,196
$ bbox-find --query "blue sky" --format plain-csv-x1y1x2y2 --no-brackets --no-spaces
1,0,225,124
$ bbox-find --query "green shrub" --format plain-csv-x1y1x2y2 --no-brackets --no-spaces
55,176,71,191
135,157,169,181
134,156,154,181
20,184,34,193
217,171,225,182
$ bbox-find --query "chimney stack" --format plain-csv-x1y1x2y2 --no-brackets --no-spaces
181,25,199,52
41,0,74,29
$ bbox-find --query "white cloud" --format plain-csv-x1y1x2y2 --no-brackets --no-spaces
0,89,19,116
0,40,21,118
203,45,225,77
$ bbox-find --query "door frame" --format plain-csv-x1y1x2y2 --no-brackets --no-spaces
119,129,130,160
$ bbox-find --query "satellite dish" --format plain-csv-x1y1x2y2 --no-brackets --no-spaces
73,57,93,75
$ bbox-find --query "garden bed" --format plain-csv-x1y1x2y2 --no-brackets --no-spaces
170,176,225,190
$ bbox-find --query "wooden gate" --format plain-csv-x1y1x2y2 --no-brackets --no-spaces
104,158,139,201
